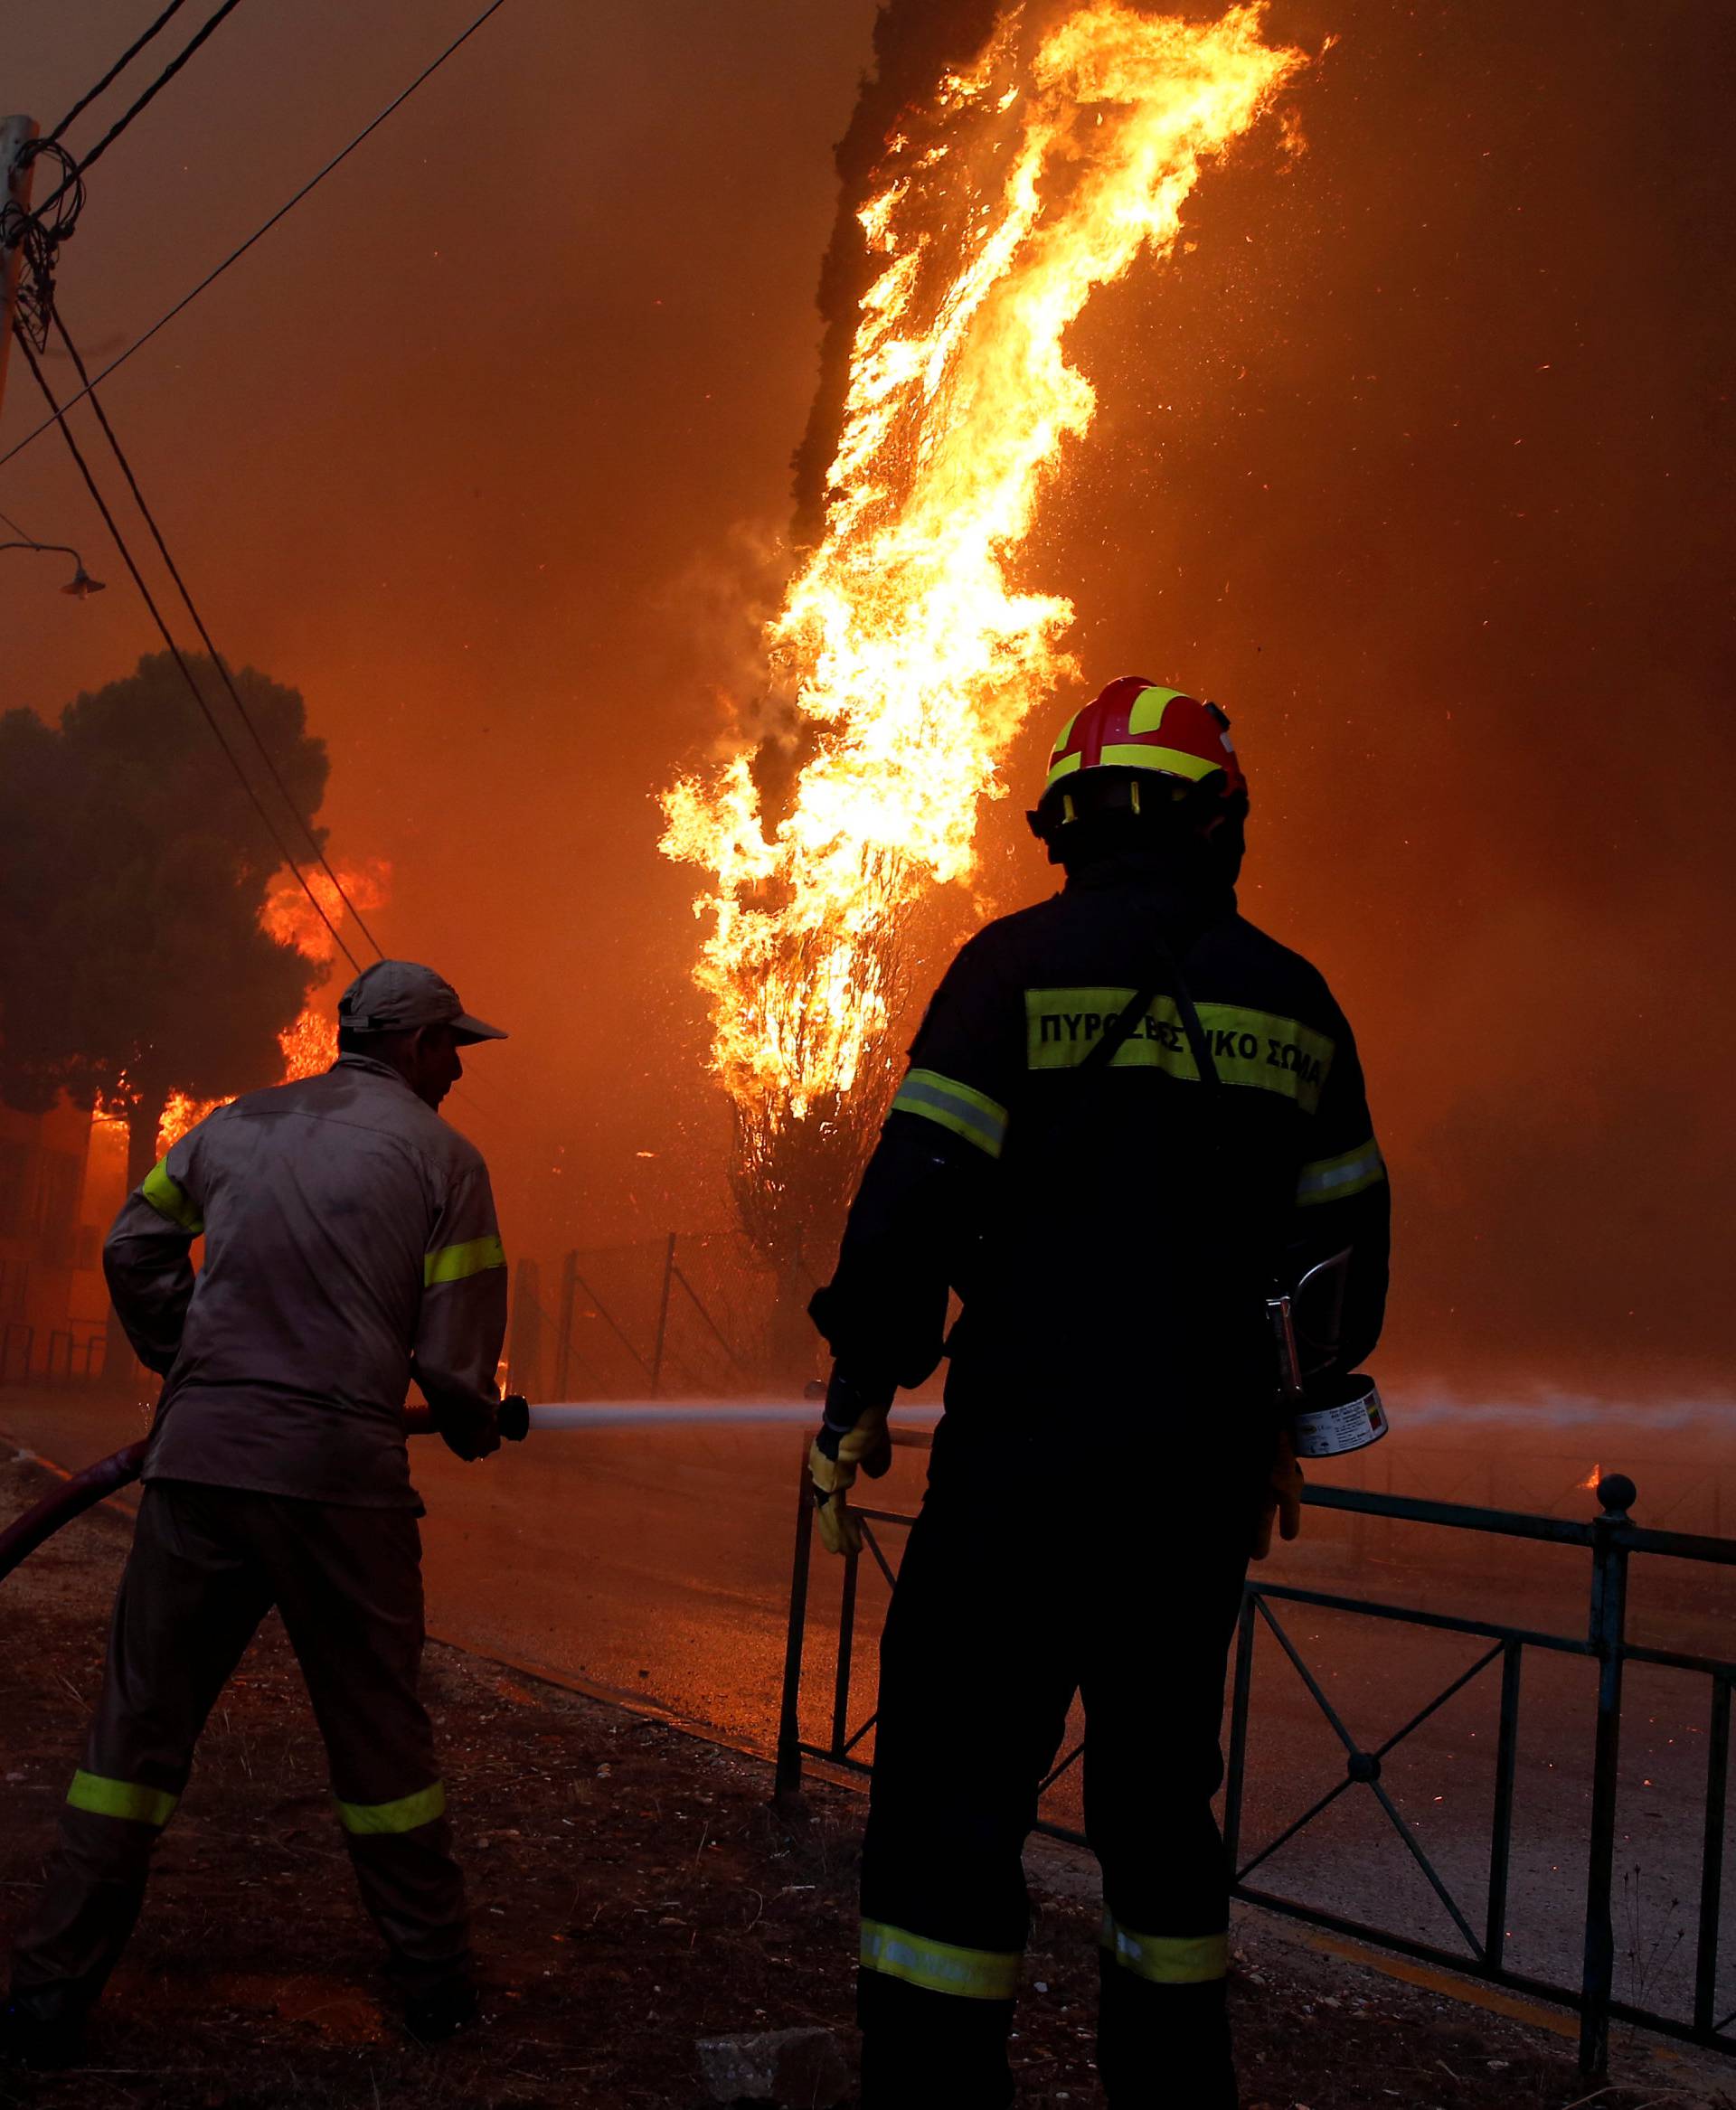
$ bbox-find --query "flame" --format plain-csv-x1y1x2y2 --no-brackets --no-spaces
278,1004,338,1082
152,862,389,1153
1578,1462,1602,1491
155,1088,222,1154
262,859,390,961
660,4,1305,1206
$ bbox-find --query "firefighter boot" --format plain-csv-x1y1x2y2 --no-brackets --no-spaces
858,1969,1016,2108
404,1975,480,2046
1097,1944,1236,2107
0,1996,86,2072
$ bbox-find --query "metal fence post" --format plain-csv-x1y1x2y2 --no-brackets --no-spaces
774,1440,816,1804
1580,1471,1635,2080
1222,1591,1258,1875
1694,1673,1730,2038
650,1233,677,1397
507,1257,544,1401
554,1250,577,1400
831,1542,861,1760
2,1322,33,1383
1484,1639,1524,1972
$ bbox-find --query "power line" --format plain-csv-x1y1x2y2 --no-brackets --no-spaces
14,329,363,974
48,0,197,144
33,0,250,220
52,308,386,960
0,0,515,476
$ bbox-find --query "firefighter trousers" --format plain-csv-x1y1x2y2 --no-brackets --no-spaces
857,1466,1255,2108
9,1480,470,2021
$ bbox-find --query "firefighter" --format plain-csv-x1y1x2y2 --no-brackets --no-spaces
807,679,1390,2107
2,961,513,2068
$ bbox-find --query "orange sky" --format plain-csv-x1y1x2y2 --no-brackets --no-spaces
5,0,1733,1395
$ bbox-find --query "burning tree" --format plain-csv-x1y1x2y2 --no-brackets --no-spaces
661,1,1306,1265
0,652,331,1192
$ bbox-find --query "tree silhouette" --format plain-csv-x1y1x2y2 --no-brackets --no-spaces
0,652,329,1195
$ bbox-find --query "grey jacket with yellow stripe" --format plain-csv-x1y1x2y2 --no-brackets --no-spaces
106,1053,506,1510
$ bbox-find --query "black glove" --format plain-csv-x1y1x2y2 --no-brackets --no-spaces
433,1395,502,1463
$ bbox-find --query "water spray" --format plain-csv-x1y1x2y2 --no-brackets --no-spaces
0,1398,942,1586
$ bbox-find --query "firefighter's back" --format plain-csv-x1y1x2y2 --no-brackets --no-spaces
137,1058,476,1508
920,873,1363,1455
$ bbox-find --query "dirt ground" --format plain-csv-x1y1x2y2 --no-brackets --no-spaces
1,1444,1731,2110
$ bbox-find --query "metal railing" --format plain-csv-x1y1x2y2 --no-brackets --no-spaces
1,1319,107,1384
0,1321,32,1384
774,1439,1736,2080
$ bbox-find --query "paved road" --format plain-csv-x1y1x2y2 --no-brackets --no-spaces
5,1386,1733,2036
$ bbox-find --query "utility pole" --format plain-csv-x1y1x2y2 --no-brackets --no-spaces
0,116,40,425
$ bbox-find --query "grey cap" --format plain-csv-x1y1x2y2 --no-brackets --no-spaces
336,961,507,1045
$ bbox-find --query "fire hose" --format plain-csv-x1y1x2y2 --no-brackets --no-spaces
0,1398,520,1586
0,1400,937,1587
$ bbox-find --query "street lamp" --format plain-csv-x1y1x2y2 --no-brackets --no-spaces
0,538,106,597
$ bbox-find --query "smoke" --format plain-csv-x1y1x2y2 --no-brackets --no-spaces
652,523,823,834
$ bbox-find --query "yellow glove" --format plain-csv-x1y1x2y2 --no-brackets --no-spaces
808,1402,892,1558
1251,1427,1304,1561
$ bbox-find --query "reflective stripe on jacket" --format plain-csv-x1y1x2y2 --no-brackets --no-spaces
105,1055,506,1509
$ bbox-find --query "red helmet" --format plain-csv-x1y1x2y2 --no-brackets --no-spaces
1038,677,1246,815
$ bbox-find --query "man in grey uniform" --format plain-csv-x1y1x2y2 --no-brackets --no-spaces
3,962,511,2064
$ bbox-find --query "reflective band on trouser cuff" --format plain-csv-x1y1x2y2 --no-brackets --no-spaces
891,1069,1009,1160
1296,1135,1386,1207
66,1768,178,1827
424,1235,506,1286
335,1781,447,1835
859,1917,1022,2000
1100,1914,1229,1984
141,1159,203,1235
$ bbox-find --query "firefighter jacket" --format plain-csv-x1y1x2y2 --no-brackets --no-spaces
812,860,1390,1464
104,1054,507,1510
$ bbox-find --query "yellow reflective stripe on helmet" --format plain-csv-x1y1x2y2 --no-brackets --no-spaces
1043,747,1084,793
860,1918,1022,2000
1297,1136,1386,1207
335,1781,447,1835
1096,740,1219,781
1125,684,1188,734
1099,1914,1228,1984
891,1069,1008,1160
67,1768,178,1827
423,1235,505,1287
1025,991,1335,1114
140,1158,203,1236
